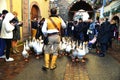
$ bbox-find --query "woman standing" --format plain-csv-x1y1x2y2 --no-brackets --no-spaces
36,18,45,39
12,11,23,53
0,13,15,61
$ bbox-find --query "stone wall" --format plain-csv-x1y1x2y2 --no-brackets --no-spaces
57,0,75,21
57,0,93,21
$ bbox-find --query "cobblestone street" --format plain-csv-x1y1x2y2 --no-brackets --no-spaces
0,41,120,80
64,62,89,80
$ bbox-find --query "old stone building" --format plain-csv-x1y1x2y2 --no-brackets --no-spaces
0,0,49,40
53,0,95,21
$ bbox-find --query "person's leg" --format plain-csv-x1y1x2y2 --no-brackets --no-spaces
5,39,11,59
50,54,58,70
50,35,60,70
12,40,18,53
42,37,51,71
5,39,14,62
42,53,50,71
5,39,14,61
14,40,19,52
99,43,106,57
108,38,112,48
32,29,37,38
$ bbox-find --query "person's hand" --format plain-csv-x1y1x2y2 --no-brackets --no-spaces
18,21,23,26
10,23,16,26
20,21,23,23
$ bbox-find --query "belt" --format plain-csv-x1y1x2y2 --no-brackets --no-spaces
48,32,59,36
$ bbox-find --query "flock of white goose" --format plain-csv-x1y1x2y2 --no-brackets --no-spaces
22,36,90,62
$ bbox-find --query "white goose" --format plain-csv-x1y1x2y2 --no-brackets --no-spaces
77,42,86,59
58,41,64,56
71,46,78,62
25,40,30,51
71,41,76,50
34,40,44,59
33,39,39,52
60,39,67,51
28,39,33,48
65,41,72,53
32,39,38,51
22,43,29,61
85,42,89,54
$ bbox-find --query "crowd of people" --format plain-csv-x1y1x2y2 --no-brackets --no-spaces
64,17,118,57
0,10,23,61
0,10,45,62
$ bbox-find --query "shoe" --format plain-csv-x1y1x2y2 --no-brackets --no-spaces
5,57,14,62
81,58,86,63
98,53,105,57
12,49,17,54
0,55,6,58
50,65,57,70
42,66,49,71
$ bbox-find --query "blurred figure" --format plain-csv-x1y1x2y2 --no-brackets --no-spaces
31,17,38,38
108,18,117,48
0,13,15,61
87,19,98,49
0,10,8,58
73,21,78,40
2,10,8,19
11,11,23,54
67,21,74,37
36,18,45,39
42,8,66,71
0,13,4,58
74,18,85,44
97,18,110,57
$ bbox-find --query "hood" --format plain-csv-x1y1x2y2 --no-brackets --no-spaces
4,13,15,22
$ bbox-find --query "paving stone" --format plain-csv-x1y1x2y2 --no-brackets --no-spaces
64,62,90,80
0,41,120,80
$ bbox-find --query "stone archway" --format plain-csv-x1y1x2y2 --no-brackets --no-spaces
57,0,94,21
68,0,94,21
30,2,41,39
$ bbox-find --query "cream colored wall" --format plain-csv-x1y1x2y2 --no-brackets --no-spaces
39,0,49,18
6,0,10,11
6,0,21,13
2,0,22,20
0,0,7,12
12,0,22,21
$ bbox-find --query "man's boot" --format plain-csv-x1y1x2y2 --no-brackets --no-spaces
50,55,57,70
42,54,50,71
